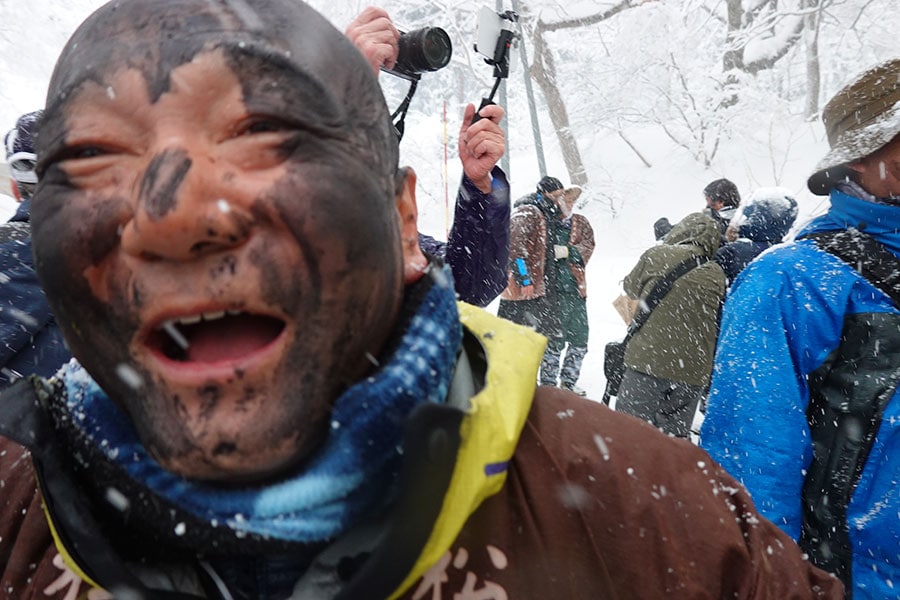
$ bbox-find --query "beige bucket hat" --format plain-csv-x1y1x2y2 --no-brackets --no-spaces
808,58,900,195
563,185,582,204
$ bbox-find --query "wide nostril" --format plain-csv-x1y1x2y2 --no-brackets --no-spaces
121,201,255,260
121,149,258,260
190,240,237,256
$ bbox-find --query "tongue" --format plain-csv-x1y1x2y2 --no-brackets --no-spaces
185,316,283,363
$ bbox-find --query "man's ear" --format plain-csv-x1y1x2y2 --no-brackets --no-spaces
396,167,428,284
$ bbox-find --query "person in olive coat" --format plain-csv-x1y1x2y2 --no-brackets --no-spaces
615,212,726,438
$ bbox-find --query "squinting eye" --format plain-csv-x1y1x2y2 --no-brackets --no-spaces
248,121,281,134
59,145,109,161
237,117,293,136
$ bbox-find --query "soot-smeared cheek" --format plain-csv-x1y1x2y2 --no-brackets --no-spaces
33,190,125,299
250,240,313,316
251,183,323,314
139,149,192,219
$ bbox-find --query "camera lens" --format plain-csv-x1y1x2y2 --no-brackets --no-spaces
419,28,452,69
396,27,452,75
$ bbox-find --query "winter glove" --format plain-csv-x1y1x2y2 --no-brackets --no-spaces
554,245,569,260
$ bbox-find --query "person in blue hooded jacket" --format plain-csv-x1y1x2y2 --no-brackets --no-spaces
714,186,798,285
0,110,70,386
701,58,900,599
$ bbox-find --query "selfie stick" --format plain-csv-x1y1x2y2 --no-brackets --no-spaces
473,10,518,123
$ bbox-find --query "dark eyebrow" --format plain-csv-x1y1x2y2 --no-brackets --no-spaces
38,41,352,171
222,42,347,140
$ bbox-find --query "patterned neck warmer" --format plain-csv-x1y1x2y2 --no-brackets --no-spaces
56,265,462,545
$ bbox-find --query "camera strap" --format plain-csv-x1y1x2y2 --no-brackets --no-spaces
390,79,419,142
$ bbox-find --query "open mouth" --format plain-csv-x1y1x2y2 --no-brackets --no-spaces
146,310,286,363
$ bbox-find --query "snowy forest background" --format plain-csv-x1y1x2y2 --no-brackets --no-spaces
1,0,898,400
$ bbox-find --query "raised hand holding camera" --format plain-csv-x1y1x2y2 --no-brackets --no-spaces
348,5,513,146
347,6,453,140
344,7,400,75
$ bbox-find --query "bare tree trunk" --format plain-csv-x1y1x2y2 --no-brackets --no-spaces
520,0,638,187
804,0,822,119
723,0,744,73
530,27,587,186
720,0,746,107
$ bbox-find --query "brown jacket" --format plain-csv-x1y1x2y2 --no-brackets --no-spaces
403,389,841,600
0,307,839,600
501,197,594,301
567,213,594,297
0,398,842,600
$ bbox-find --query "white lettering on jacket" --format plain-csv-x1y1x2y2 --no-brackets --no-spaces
412,545,509,600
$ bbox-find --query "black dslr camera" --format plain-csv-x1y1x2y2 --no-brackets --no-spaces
383,6,519,140
383,26,453,141
388,27,453,81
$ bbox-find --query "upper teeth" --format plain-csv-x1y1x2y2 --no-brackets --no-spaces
162,310,239,328
158,309,243,346
157,310,241,351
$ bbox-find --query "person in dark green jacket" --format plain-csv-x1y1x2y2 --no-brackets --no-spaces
616,212,726,438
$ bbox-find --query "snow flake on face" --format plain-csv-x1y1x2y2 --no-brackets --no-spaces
115,363,144,390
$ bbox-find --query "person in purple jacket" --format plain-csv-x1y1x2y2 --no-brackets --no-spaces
346,6,510,307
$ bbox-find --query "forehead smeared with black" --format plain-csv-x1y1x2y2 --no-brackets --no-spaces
41,0,398,194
